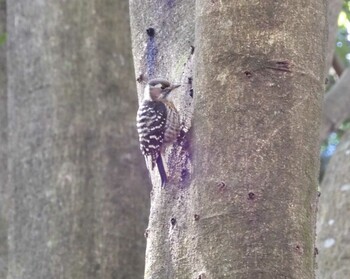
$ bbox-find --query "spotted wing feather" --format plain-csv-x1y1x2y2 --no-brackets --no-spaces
136,100,167,169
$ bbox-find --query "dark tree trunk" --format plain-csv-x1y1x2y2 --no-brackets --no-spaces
7,1,149,278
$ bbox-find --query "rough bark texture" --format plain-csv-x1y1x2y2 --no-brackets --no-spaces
193,1,326,278
0,0,8,277
7,1,149,278
317,130,350,278
320,69,350,142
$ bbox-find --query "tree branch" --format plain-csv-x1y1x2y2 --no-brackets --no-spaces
320,69,350,142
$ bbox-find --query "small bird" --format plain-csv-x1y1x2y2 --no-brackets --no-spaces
136,78,181,187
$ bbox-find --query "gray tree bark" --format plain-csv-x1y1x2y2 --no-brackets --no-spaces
130,0,327,278
316,130,350,279
194,1,326,278
0,0,8,277
129,1,195,278
7,1,149,278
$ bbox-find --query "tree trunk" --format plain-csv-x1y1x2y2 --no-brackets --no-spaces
193,1,326,278
316,2,350,277
317,129,350,278
7,1,149,278
130,0,327,278
0,0,8,277
129,1,195,278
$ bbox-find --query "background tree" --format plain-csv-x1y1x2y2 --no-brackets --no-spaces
130,0,327,278
326,0,344,70
321,0,350,142
317,0,350,277
0,0,7,277
6,1,149,278
317,130,350,278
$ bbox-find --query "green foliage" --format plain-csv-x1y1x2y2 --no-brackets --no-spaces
0,33,5,46
325,73,336,92
321,3,350,180
335,1,350,66
338,119,350,137
335,2,350,136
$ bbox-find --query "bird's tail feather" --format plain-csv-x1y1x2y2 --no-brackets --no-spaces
156,155,167,188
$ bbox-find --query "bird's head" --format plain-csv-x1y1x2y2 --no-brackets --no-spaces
144,78,180,101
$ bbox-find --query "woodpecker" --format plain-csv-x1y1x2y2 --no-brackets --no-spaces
136,78,181,187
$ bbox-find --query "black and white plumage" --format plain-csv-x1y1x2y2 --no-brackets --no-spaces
136,78,180,187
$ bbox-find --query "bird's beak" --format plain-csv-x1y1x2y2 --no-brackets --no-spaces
162,84,180,90
170,84,181,90
162,84,181,97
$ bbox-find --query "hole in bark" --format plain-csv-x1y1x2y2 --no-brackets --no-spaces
217,181,226,189
190,45,195,54
194,214,200,221
136,74,144,83
144,229,149,238
189,89,194,98
146,27,155,37
317,191,321,197
244,71,252,78
314,247,319,256
188,77,192,84
295,244,303,254
248,192,255,200
170,218,176,226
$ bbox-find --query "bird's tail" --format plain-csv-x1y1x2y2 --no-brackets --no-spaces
156,155,167,188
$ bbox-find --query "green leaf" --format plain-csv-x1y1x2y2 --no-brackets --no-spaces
0,33,6,46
